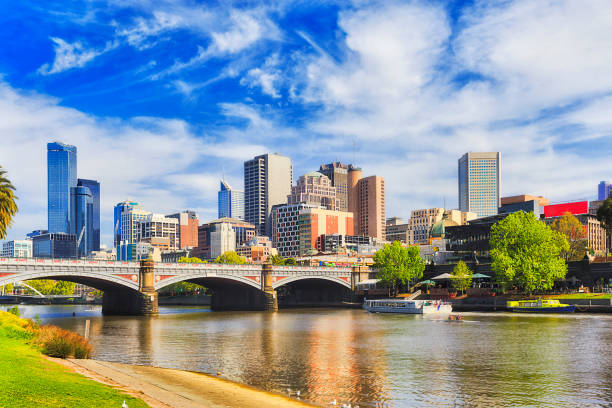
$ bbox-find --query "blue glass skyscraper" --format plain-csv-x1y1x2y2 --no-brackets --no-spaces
114,200,139,246
218,180,244,220
47,142,77,234
77,179,100,251
71,185,93,257
598,181,611,200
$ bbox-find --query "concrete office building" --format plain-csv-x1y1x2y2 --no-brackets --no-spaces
271,203,354,257
458,152,501,218
1,240,33,258
598,181,612,201
209,223,236,259
288,172,339,210
244,153,293,236
236,236,277,263
139,214,179,251
120,207,151,244
218,180,245,220
193,218,256,259
355,175,386,240
319,162,349,211
167,211,199,249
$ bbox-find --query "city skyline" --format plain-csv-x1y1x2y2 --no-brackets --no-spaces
1,0,611,246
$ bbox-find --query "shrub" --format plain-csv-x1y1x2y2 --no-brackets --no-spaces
34,325,93,359
7,305,20,317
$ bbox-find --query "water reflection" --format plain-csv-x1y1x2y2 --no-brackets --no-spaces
5,305,612,407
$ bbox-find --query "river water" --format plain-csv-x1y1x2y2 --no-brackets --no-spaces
5,305,612,407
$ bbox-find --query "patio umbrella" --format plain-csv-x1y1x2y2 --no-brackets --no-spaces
472,273,491,279
418,280,436,286
432,273,453,280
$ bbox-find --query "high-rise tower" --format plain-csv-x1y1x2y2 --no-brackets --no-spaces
218,180,245,220
77,179,100,251
47,142,77,234
319,162,349,211
458,152,501,218
244,153,293,236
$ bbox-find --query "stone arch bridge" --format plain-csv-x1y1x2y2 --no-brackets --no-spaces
0,258,371,315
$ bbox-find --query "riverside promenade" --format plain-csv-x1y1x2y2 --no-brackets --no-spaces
55,358,318,408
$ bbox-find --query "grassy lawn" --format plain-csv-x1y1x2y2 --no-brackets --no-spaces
547,293,612,299
0,312,149,408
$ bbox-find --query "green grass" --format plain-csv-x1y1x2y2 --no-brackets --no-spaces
0,312,149,408
547,293,612,299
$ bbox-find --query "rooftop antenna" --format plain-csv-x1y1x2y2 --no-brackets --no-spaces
352,139,356,165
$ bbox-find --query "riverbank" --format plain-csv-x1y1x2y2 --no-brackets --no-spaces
58,358,319,408
0,311,149,407
436,296,612,313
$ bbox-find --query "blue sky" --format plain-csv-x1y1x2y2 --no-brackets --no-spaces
1,0,612,247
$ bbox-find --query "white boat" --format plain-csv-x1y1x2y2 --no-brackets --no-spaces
363,298,452,314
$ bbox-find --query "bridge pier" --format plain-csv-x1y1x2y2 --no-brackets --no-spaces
102,258,158,315
262,263,278,311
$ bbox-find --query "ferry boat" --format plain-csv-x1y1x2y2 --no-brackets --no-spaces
506,299,575,313
363,299,452,314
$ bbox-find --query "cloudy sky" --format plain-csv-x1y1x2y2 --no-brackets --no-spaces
1,0,611,247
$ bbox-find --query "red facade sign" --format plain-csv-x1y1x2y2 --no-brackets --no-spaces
543,201,588,218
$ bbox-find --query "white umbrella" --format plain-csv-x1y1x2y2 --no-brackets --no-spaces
432,273,453,280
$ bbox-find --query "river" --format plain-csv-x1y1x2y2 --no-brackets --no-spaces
4,305,612,407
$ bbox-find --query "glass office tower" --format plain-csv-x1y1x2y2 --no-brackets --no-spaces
47,142,77,234
114,201,139,246
71,185,93,257
218,180,245,220
77,179,100,251
458,152,501,218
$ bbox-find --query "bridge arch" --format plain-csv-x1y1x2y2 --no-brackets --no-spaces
0,270,140,292
272,275,351,290
155,273,261,292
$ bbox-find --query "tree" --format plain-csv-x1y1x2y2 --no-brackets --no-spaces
596,198,612,255
0,166,18,239
490,211,569,294
177,256,206,263
284,257,298,265
451,261,473,294
24,279,75,295
214,251,247,264
269,254,285,265
550,212,587,260
373,242,425,296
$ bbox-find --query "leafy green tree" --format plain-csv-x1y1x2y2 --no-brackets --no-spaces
490,211,569,294
451,261,473,294
373,242,425,296
284,257,298,265
0,166,18,239
177,256,206,263
596,198,612,255
158,281,205,295
550,212,587,260
214,251,247,264
269,254,285,265
24,280,75,295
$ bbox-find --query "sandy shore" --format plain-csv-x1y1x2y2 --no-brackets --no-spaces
51,357,319,408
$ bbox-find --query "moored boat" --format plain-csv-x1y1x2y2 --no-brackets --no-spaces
363,299,452,314
506,299,575,313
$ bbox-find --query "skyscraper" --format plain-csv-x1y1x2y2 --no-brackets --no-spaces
319,162,349,211
71,185,93,257
458,152,501,218
598,181,611,200
114,201,139,246
47,142,77,234
167,211,199,248
244,153,293,236
347,167,386,240
218,180,245,220
77,179,100,251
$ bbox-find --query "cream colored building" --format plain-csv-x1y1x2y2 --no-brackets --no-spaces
139,214,179,251
120,207,151,243
289,171,339,210
210,222,236,259
386,208,476,245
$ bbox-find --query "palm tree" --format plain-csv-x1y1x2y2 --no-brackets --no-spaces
0,166,18,239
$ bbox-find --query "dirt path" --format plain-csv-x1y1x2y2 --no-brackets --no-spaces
52,358,320,408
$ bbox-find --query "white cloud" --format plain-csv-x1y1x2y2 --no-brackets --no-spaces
240,54,282,98
38,37,116,75
0,82,270,245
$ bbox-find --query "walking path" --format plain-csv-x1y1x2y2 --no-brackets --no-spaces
52,358,319,408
